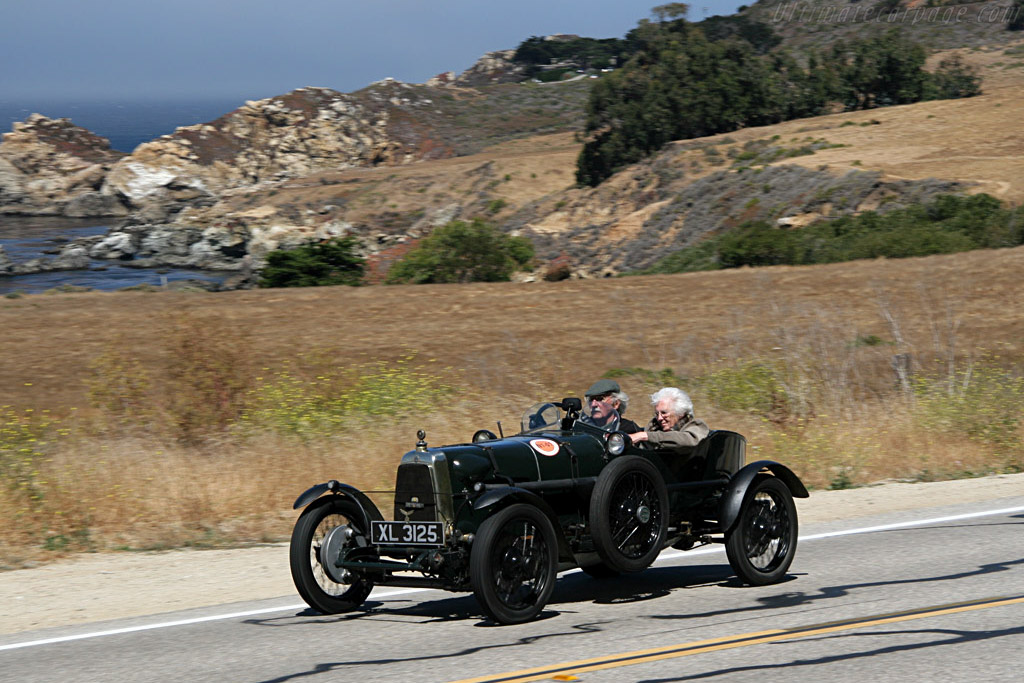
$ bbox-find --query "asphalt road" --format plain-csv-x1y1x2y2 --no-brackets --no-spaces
3,496,1023,683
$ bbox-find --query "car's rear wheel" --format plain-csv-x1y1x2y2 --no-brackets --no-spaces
725,475,798,585
290,497,375,614
589,455,669,573
470,503,557,625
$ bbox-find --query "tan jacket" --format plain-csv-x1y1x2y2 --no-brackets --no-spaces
645,415,710,456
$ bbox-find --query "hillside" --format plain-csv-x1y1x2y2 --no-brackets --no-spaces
745,0,1023,52
4,3,1024,282
165,32,1024,278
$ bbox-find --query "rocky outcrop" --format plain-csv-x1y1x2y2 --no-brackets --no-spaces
450,50,525,87
0,242,91,276
0,246,13,275
101,85,457,220
0,114,129,217
2,84,463,220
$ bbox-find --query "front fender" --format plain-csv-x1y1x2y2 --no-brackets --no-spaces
474,487,573,563
292,480,385,523
718,461,809,534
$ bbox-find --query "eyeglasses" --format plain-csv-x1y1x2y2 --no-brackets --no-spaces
588,394,613,403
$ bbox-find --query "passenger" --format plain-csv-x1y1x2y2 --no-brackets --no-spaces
583,379,641,433
629,387,709,456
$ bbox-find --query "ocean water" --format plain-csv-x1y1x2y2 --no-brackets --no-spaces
0,98,246,152
0,99,246,293
0,216,226,295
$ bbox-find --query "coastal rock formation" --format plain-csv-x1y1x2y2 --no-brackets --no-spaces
450,50,525,87
0,242,91,276
0,246,13,275
0,44,542,223
1,83,463,220
72,217,362,274
0,115,128,217
101,85,456,219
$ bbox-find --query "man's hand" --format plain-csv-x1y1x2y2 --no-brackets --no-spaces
629,431,648,444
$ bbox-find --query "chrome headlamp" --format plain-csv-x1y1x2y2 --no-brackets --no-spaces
606,431,627,456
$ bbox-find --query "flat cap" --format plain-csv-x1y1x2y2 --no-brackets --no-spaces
585,379,621,397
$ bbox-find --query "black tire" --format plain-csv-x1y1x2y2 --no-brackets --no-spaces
470,504,558,625
725,476,798,585
290,496,375,614
589,455,669,574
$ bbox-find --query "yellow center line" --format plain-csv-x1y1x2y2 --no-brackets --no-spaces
450,595,1024,683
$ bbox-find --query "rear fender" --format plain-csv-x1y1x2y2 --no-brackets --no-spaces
473,487,574,563
292,480,385,523
718,461,809,533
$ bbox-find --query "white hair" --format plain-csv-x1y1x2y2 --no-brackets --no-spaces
609,390,629,415
650,387,693,418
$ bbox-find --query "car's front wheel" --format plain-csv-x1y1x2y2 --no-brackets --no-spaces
470,503,558,625
725,475,798,585
290,496,376,614
589,455,669,573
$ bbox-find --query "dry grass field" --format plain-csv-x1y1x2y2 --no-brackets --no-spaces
2,244,1023,567
3,41,1024,568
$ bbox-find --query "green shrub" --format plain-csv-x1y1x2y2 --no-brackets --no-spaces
385,219,534,284
640,193,1024,274
602,367,685,386
259,236,365,288
0,406,56,507
913,363,1024,465
717,221,800,267
242,357,452,436
696,361,791,419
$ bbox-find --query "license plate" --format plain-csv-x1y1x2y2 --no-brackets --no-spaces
371,521,445,546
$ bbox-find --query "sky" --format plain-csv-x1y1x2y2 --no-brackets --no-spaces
1,0,745,103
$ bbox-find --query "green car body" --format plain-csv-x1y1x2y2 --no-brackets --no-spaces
289,397,808,624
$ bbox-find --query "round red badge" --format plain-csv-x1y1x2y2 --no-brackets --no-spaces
529,439,560,457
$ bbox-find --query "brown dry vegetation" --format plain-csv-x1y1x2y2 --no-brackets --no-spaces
3,38,1024,567
2,245,1023,567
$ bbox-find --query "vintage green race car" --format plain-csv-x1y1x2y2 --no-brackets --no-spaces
289,397,809,624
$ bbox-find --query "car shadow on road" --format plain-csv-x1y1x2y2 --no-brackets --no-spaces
549,563,743,608
247,562,748,632
649,555,1024,625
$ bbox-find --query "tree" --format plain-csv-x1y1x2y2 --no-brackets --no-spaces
258,236,365,288
652,3,690,22
1008,0,1024,31
577,22,789,185
927,55,982,100
385,219,534,284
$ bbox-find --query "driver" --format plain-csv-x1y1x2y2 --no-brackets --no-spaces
629,387,709,455
584,379,641,433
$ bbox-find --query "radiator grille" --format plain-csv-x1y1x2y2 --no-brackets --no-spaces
393,463,438,522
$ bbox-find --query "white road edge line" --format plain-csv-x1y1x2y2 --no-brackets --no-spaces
3,503,1022,652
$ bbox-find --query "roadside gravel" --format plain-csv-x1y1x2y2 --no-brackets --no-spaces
2,473,1022,635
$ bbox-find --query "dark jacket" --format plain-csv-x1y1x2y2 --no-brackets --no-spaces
618,416,641,434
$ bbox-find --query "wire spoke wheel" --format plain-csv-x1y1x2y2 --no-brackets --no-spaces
726,476,798,585
471,504,557,624
608,472,662,558
590,456,669,573
290,497,376,614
